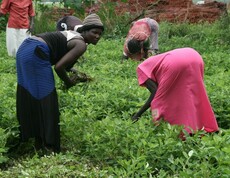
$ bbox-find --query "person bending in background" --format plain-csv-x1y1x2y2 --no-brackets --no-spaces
16,13,104,153
132,47,219,138
0,0,35,57
122,17,159,62
56,15,83,32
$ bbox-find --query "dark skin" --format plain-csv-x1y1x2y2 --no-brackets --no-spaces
54,28,103,89
26,16,35,34
121,39,160,63
121,47,158,63
121,46,149,63
132,78,158,122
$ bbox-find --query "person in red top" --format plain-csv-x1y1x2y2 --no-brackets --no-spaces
0,0,35,57
122,18,159,62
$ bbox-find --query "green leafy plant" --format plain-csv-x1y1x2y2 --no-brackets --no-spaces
0,13,230,177
0,128,9,164
0,16,7,32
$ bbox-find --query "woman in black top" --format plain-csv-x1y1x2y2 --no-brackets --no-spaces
16,13,104,153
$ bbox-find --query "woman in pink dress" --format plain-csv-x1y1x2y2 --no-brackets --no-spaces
132,47,219,135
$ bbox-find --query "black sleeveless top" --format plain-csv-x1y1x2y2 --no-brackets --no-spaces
36,31,68,65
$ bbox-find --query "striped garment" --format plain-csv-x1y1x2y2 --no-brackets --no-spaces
16,38,60,152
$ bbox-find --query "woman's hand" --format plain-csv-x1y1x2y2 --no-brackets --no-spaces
131,113,141,123
69,68,78,74
64,75,78,89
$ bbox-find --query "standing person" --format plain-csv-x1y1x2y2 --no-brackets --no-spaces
0,0,35,57
16,13,104,153
132,47,219,137
122,17,159,61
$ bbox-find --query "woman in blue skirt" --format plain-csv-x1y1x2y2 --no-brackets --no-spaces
16,13,104,153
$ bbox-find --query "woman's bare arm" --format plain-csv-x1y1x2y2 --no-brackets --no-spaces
54,39,86,88
132,78,157,122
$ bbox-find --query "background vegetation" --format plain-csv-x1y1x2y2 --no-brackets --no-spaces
0,1,230,177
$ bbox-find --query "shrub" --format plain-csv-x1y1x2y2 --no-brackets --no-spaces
0,128,9,164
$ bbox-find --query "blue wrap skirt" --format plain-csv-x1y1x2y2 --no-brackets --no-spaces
16,38,60,152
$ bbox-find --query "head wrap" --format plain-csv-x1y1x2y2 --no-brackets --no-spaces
77,13,104,33
56,16,82,31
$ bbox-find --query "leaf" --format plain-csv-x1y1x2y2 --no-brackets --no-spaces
188,150,194,157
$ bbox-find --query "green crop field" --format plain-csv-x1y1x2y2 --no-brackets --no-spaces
0,16,230,177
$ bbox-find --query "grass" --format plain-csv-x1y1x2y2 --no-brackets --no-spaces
0,19,230,177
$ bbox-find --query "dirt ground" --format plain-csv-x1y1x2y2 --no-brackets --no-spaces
107,0,228,23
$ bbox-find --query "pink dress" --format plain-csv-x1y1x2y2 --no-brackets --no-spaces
137,48,219,133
